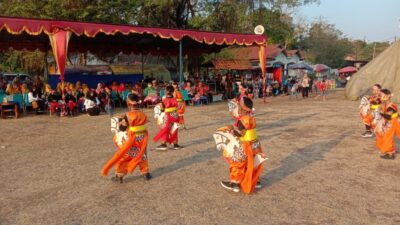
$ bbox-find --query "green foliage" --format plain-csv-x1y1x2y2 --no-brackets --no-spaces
298,20,353,68
0,0,389,73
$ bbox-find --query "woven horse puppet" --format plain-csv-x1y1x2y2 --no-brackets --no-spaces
359,95,384,133
213,100,267,167
111,116,128,147
154,104,179,132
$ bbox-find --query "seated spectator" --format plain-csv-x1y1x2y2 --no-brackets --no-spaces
20,83,30,94
184,81,195,104
64,89,77,116
6,83,20,95
84,91,101,116
82,83,89,97
143,80,159,106
0,76,6,92
132,83,143,97
76,86,86,112
56,81,66,93
28,86,45,114
44,84,52,98
111,81,119,92
193,82,208,105
75,81,82,90
117,82,125,95
47,89,62,115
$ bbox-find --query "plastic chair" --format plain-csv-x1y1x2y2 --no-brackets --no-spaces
110,90,121,107
12,93,23,110
0,93,5,103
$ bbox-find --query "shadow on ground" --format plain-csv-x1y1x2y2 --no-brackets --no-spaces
261,131,352,188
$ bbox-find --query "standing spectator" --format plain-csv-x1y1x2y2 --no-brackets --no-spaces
104,87,113,116
289,81,299,99
315,79,327,101
225,74,233,99
301,74,310,98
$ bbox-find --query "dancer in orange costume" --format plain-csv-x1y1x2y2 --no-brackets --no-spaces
154,85,183,150
173,82,186,128
374,89,400,159
360,84,382,138
101,93,152,183
220,97,266,194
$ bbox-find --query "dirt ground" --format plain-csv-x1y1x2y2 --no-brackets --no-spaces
0,89,399,225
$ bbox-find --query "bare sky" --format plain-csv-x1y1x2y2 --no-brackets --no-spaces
296,0,400,42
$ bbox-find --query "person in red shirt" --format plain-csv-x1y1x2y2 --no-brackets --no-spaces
315,79,327,101
154,85,182,150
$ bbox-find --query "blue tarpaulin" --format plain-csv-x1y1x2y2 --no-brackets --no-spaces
48,74,144,89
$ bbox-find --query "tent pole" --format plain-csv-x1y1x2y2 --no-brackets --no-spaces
179,40,183,86
141,53,144,76
44,45,49,83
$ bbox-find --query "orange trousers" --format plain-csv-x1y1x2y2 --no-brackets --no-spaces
376,119,400,155
178,102,186,125
228,141,264,194
361,113,373,127
116,156,149,177
229,161,246,183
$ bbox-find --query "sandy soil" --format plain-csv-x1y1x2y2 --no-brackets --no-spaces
0,90,399,225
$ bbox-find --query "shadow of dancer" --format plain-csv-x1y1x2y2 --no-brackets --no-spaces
150,148,219,179
261,131,352,189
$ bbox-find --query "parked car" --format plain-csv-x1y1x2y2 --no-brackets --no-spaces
2,73,32,84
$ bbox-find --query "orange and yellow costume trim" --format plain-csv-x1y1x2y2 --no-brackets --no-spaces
375,103,400,156
174,90,186,125
230,116,263,194
101,111,149,177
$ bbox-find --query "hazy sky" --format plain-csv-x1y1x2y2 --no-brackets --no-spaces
296,0,400,42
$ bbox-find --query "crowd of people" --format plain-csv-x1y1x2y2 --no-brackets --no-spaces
0,71,335,118
0,74,220,117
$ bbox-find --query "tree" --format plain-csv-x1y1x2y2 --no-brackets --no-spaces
298,20,353,68
0,0,319,74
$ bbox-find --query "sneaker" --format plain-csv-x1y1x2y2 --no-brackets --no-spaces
173,144,183,150
143,173,152,180
255,181,262,189
221,181,240,193
113,175,123,184
380,154,395,160
361,131,373,138
156,144,167,150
